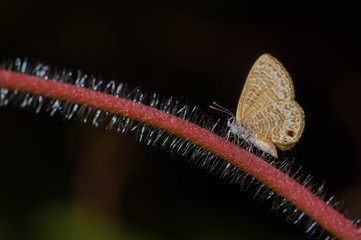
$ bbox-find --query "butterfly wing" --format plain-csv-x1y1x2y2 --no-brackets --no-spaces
247,100,305,150
236,53,304,152
236,54,295,121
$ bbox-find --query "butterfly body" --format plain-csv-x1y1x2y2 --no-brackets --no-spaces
228,54,305,158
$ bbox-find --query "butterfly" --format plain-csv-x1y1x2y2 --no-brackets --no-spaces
212,54,305,158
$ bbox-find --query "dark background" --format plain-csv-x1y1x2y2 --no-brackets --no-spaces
1,1,361,239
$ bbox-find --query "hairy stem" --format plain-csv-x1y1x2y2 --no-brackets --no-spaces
0,69,360,240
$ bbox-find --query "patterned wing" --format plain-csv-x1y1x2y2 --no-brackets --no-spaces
248,100,305,150
236,54,295,121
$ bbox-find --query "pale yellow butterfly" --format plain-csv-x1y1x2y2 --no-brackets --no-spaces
213,54,305,158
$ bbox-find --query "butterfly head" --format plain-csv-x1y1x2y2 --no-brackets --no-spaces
227,117,253,142
227,116,235,127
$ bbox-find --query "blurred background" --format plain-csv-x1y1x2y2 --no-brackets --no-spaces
1,1,361,239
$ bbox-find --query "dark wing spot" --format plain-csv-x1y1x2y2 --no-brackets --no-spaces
287,130,295,137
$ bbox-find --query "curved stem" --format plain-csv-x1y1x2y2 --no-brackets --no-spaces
0,69,360,240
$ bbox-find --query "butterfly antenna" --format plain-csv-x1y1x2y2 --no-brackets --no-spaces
209,102,234,117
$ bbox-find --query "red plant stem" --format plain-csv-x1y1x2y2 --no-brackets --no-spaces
0,69,360,240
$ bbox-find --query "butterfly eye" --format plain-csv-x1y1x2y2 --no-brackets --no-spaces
227,117,235,125
286,130,295,138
